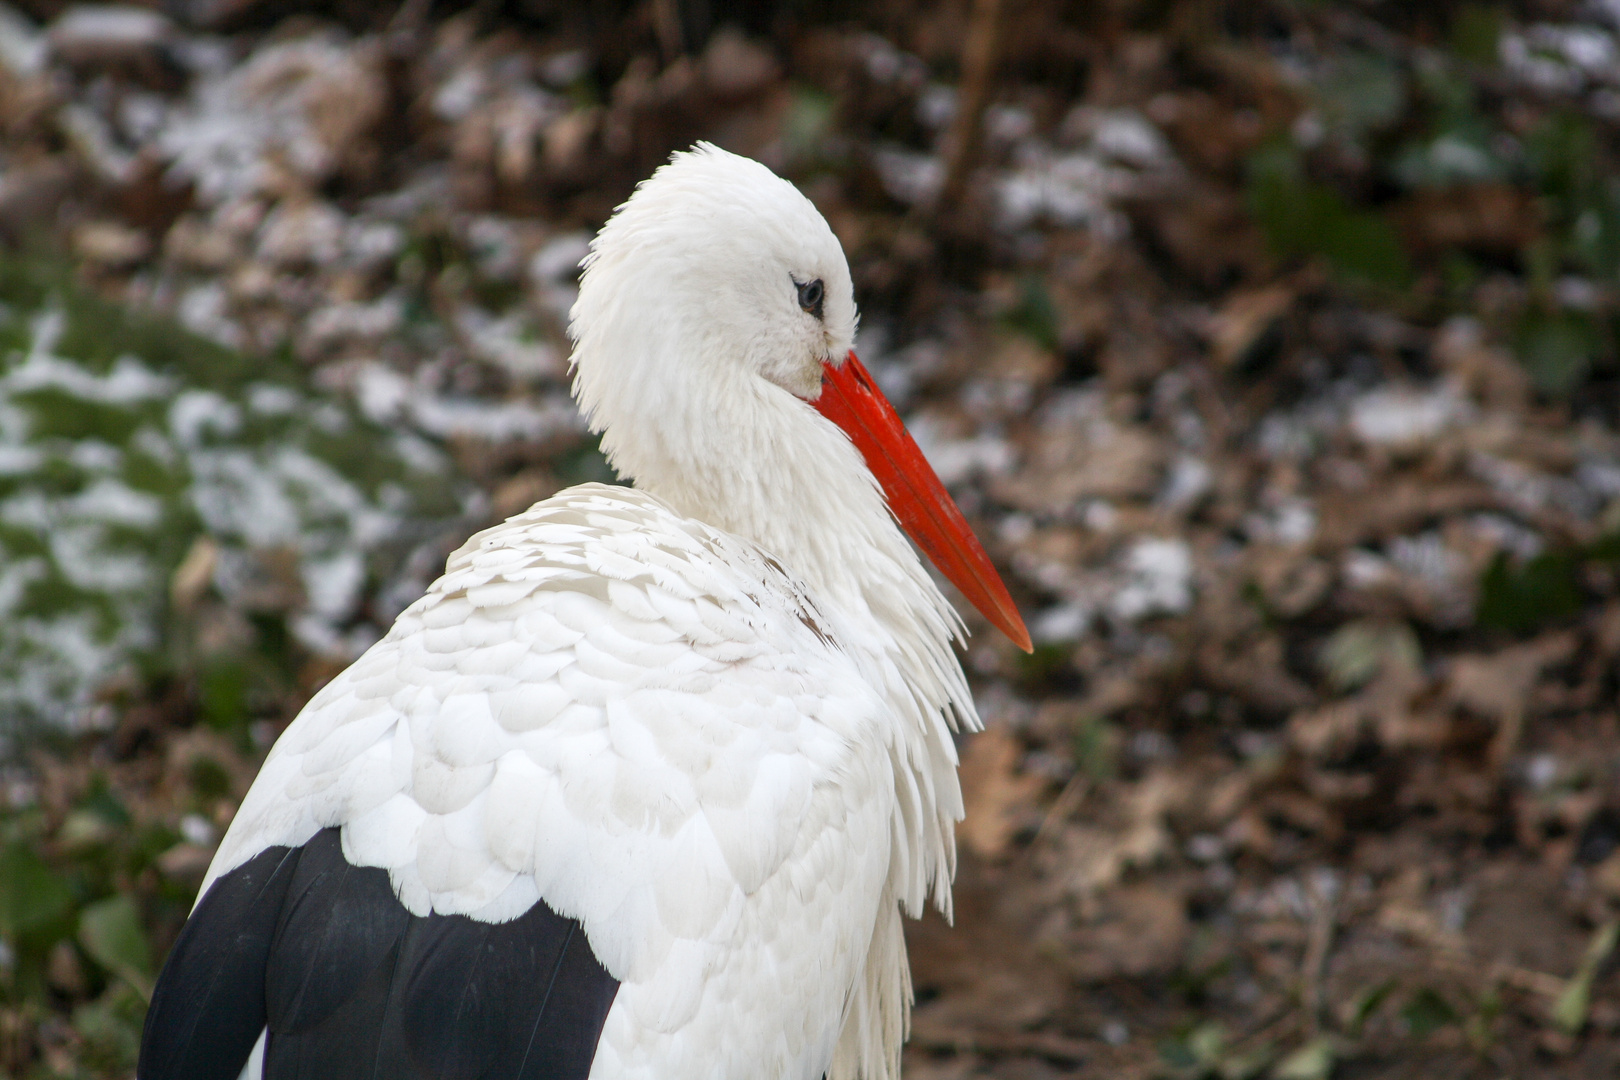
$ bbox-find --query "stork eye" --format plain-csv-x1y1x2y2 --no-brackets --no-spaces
796,278,825,320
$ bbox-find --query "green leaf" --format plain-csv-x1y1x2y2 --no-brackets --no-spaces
1514,310,1597,398
1316,211,1413,289
1552,921,1619,1035
78,895,154,1001
199,658,252,731
0,843,75,940
1272,1037,1336,1080
1450,5,1506,67
1001,275,1060,352
1400,986,1458,1038
1187,1021,1227,1064
1318,621,1420,693
72,983,146,1071
1342,978,1398,1036
1245,143,1412,288
1475,550,1582,633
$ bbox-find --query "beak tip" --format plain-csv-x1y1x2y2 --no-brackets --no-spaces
999,611,1034,654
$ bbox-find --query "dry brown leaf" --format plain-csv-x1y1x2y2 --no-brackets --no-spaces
1447,632,1578,721
958,725,1045,860
1064,882,1190,982
1447,631,1578,768
1049,770,1182,899
995,415,1162,514
1208,282,1294,367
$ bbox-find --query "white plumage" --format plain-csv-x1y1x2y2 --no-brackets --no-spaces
167,144,1021,1080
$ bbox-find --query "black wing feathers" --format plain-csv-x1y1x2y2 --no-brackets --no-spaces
139,843,299,1080
136,828,620,1080
264,828,409,1034
397,900,618,1080
517,922,624,1080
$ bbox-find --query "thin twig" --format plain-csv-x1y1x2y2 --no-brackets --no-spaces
1030,773,1090,849
1301,876,1339,1034
935,0,1007,217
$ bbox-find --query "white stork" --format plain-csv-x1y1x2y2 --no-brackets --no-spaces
138,143,1031,1080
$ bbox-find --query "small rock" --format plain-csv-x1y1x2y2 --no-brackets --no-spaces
72,218,150,266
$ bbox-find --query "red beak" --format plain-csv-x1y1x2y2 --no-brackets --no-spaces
814,351,1032,653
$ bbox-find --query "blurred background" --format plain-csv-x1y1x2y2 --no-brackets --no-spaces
0,0,1619,1075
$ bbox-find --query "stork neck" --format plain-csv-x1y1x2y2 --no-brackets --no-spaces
613,373,905,626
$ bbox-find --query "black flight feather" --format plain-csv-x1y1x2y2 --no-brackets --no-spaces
138,844,299,1080
264,828,409,1034
138,828,620,1080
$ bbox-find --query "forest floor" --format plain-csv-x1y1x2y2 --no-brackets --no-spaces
2,1,1620,1076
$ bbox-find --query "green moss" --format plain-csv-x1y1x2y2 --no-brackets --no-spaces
0,247,465,729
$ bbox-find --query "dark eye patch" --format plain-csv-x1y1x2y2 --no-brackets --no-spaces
796,278,825,320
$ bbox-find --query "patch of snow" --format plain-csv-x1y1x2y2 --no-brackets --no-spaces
1388,531,1463,587
530,232,591,283
457,307,563,381
872,146,943,206
432,65,486,120
48,5,169,51
995,150,1123,233
1470,513,1545,561
160,34,381,204
177,282,243,347
908,414,1016,486
1343,549,1391,588
1247,499,1317,545
8,312,174,402
0,446,44,475
258,200,346,266
247,383,300,416
1032,603,1090,644
68,477,163,528
0,2,46,77
1158,454,1212,512
304,294,404,347
985,104,1034,143
1349,384,1464,447
169,389,242,447
346,219,405,267
302,549,365,620
51,524,153,592
917,84,955,129
1110,538,1193,620
179,813,215,846
1577,458,1620,499
1070,107,1174,168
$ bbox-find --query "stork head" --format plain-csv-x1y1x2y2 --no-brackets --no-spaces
567,143,1030,652
571,142,855,410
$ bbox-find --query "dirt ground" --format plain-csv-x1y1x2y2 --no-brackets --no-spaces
1,1,1619,1077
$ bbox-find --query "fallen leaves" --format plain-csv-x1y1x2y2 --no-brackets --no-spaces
959,725,1046,861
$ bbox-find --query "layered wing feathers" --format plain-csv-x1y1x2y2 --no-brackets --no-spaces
203,484,905,1079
